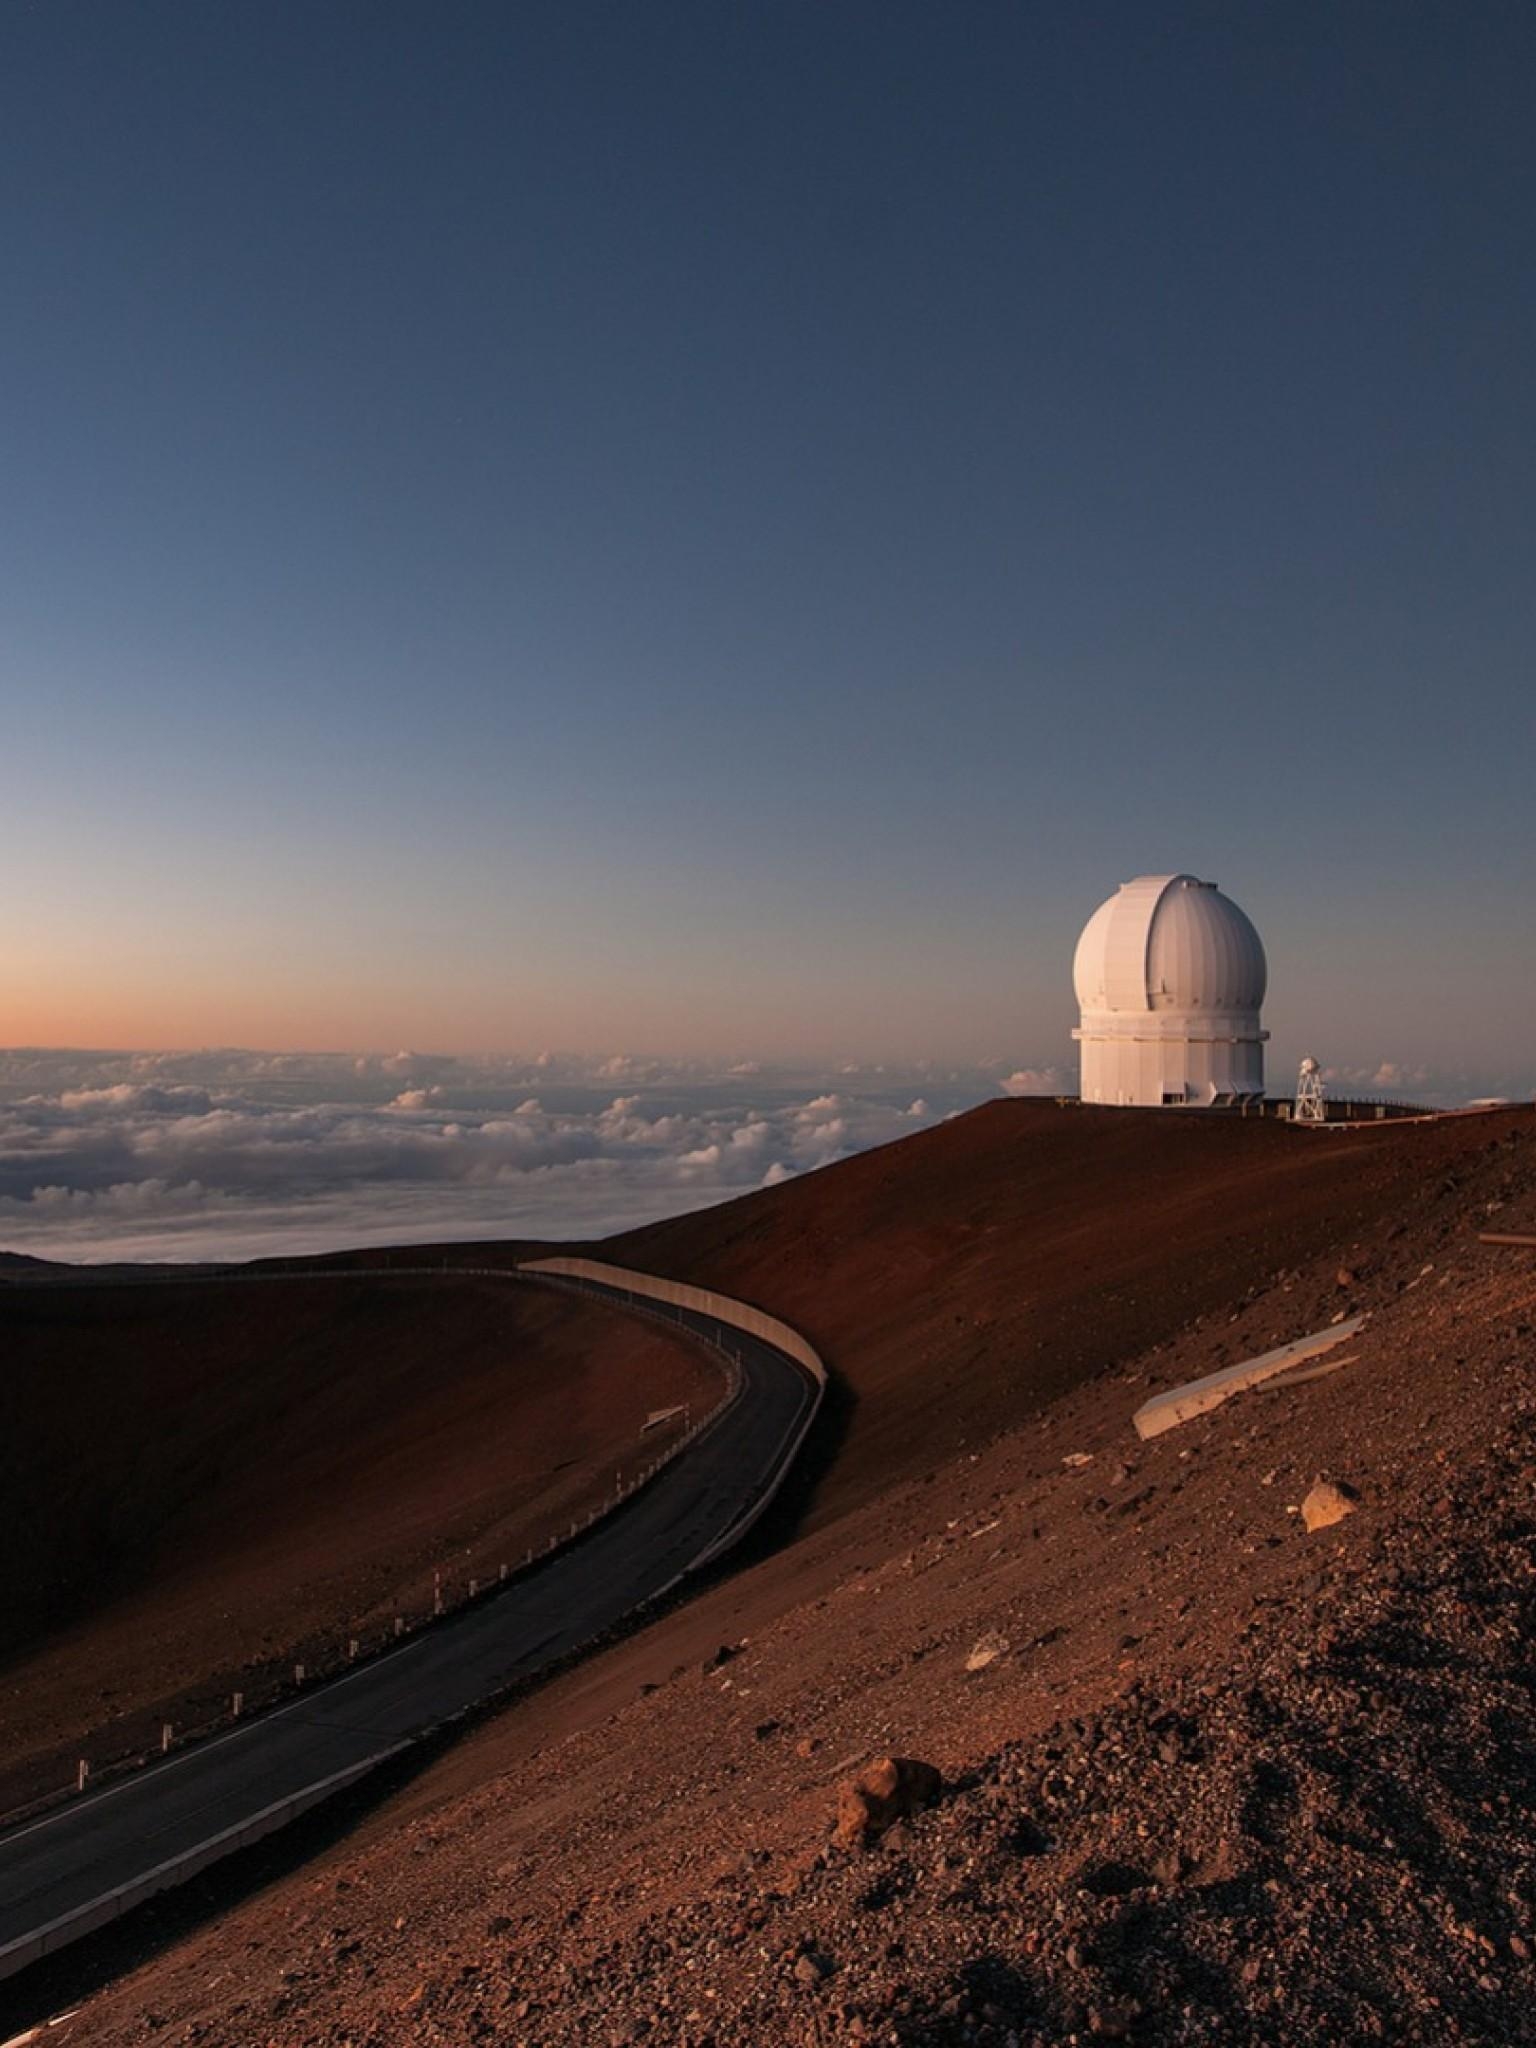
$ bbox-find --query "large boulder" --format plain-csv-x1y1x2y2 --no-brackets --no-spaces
834,1756,942,1849
1301,1478,1360,1533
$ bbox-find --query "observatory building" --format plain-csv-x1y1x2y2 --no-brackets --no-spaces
1072,873,1268,1107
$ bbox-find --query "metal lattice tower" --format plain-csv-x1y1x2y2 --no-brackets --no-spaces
1295,1056,1326,1124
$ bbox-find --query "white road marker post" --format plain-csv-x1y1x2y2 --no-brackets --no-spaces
232,1690,244,1719
76,1759,89,1793
433,1570,443,1617
161,1722,173,1753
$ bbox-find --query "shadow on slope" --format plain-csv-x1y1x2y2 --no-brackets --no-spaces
0,1274,719,1805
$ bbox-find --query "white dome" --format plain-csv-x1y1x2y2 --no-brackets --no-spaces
1073,873,1267,1017
1070,873,1269,1107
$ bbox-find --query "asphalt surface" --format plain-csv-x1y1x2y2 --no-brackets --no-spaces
0,1273,818,1974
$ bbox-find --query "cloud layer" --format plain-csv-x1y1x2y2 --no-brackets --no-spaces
6,1042,1505,1267
0,1050,998,1265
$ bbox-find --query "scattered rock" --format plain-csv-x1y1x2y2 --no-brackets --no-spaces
1090,2001,1141,2038
1063,1451,1095,1468
965,1631,1010,1673
1191,1837,1243,1885
1301,1478,1361,1533
834,1756,943,1849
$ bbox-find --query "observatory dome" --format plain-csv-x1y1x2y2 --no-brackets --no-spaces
1072,874,1269,1108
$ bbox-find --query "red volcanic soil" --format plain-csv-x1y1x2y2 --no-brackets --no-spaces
0,1274,720,1811
606,1098,1523,1519
29,1101,1536,2048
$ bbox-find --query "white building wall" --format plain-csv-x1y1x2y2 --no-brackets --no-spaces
1075,1016,1266,1105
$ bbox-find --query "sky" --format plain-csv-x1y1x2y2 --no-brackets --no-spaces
4,3,1534,1093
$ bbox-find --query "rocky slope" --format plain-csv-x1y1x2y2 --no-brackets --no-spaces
11,1106,1534,2044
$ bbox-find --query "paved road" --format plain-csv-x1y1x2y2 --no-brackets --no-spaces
0,1273,819,1980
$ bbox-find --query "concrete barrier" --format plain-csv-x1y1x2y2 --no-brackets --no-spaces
1133,1315,1368,1440
520,1256,826,1390
519,1255,827,1568
0,1744,411,1984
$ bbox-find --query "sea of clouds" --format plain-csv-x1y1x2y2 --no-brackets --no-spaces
0,1049,1056,1265
3,1044,1504,1268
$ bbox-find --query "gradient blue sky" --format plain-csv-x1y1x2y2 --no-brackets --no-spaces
4,2,1533,1080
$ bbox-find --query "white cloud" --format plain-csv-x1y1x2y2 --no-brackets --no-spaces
380,1050,458,1079
1371,1061,1430,1091
386,1087,443,1112
999,1068,1063,1097
0,1051,971,1265
1320,1061,1434,1095
57,1083,217,1115
6,1041,1518,1267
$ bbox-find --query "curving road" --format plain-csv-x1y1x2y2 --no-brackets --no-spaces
0,1270,820,1984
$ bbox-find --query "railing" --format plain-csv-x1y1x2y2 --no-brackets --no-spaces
1053,1093,1448,1123
1283,1095,1438,1123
